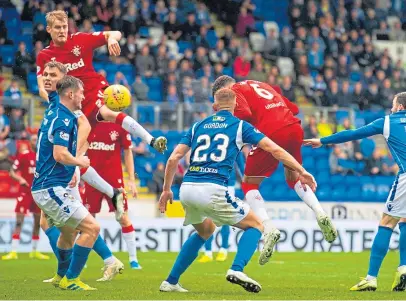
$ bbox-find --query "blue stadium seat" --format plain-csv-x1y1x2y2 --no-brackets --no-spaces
361,183,376,201
0,45,15,66
147,90,163,102
3,8,19,21
137,106,154,124
105,63,119,74
350,71,361,82
27,72,38,94
336,110,349,123
93,62,105,72
360,176,373,185
145,77,162,90
360,138,375,158
270,171,285,185
345,175,360,186
301,146,313,157
254,21,265,35
177,41,192,53
207,30,218,49
313,146,330,157
315,158,329,171
93,24,104,32
376,184,390,202
373,176,395,187
316,171,330,185
330,175,345,186
21,21,33,35
302,156,314,169
223,67,233,76
316,186,331,201
139,26,150,37
331,187,346,201
347,186,361,201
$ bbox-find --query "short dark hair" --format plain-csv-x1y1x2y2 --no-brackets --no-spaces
56,75,83,95
396,92,406,108
212,75,236,97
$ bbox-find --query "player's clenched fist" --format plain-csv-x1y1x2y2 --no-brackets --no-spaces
151,136,168,154
108,38,121,56
77,155,90,168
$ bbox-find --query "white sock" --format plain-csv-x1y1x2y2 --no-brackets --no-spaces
122,227,138,262
205,251,213,257
219,247,228,254
82,166,114,198
121,116,153,145
366,275,376,281
11,238,19,252
104,256,115,265
245,190,276,233
294,181,326,217
32,237,39,251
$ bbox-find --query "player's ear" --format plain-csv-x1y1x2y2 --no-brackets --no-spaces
212,103,219,112
46,26,51,34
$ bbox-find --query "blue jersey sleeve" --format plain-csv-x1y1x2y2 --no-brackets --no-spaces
52,119,72,148
321,118,384,145
179,124,195,147
241,121,265,145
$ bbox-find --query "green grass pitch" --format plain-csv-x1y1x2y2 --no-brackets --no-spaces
0,251,405,300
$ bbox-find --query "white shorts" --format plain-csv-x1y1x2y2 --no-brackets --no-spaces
180,182,250,226
384,173,406,218
32,186,89,229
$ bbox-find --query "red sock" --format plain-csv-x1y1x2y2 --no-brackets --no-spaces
241,182,259,195
122,225,134,233
115,112,127,126
80,167,89,175
32,235,40,241
286,179,299,189
12,233,20,240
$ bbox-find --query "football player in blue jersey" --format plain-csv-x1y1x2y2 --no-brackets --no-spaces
305,92,406,292
158,88,317,293
38,61,126,284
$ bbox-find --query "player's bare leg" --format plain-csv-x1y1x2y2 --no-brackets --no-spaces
29,213,50,260
2,213,24,260
285,168,337,243
118,213,141,269
99,105,167,153
241,176,280,265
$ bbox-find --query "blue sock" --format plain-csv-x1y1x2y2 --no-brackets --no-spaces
368,226,393,277
93,235,113,260
45,226,60,256
56,247,72,277
399,222,406,266
166,233,205,285
231,228,262,272
65,244,92,280
221,225,230,249
204,235,213,252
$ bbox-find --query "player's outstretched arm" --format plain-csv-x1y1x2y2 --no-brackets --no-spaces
258,137,317,191
9,167,28,186
159,144,190,213
53,145,90,168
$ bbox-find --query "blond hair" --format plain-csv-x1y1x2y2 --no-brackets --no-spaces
44,61,67,74
214,88,236,104
46,10,68,27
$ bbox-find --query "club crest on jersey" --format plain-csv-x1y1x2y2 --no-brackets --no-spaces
213,116,225,122
72,45,81,57
110,131,119,141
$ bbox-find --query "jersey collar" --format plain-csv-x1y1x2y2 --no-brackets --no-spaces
215,110,233,117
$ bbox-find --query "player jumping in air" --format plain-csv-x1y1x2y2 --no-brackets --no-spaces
39,61,125,284
36,10,167,154
305,92,406,292
2,135,49,261
158,89,317,293
83,121,141,270
212,76,337,265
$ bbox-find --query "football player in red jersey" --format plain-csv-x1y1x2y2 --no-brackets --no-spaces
83,122,141,269
212,76,337,265
2,135,50,261
36,10,166,155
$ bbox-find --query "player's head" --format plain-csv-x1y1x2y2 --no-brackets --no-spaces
392,92,406,113
29,134,38,151
56,75,84,111
213,88,236,113
212,75,236,97
43,61,67,92
46,10,68,45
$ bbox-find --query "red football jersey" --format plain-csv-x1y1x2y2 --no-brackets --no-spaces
87,122,132,177
12,150,36,187
36,32,108,101
232,80,300,135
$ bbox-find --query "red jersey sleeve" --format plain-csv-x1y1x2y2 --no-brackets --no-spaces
234,92,253,122
282,96,299,116
120,129,132,149
74,32,106,50
36,51,46,77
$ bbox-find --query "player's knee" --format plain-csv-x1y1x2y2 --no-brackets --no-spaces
89,222,101,239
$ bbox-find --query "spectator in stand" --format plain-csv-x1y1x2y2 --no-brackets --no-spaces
337,80,351,107
348,8,363,31
136,45,155,77
267,74,281,93
236,6,255,37
164,12,182,41
238,39,253,61
8,108,27,140
326,30,339,59
202,64,214,83
193,76,211,103
366,82,382,108
281,76,295,102
148,162,165,200
337,118,355,132
155,0,169,24
168,0,179,14
293,40,306,63
349,30,363,56
139,0,155,27
364,9,379,35
356,43,377,68
182,13,200,42
391,21,406,41
133,75,149,102
304,115,318,139
377,56,393,77
110,8,124,31
213,63,224,78
329,145,350,175
228,37,240,60
247,62,267,82
33,2,47,27
362,67,375,88
310,73,327,104
123,4,139,37
166,85,179,123
352,82,368,110
179,60,194,81
308,42,324,72
0,105,9,143
381,79,395,108
121,34,137,65
251,52,264,69
80,0,98,23
14,42,34,84
336,55,350,80
391,69,404,92
21,0,39,21
233,55,251,81
296,26,307,45
163,72,178,97
96,0,112,25
209,39,229,66
80,19,95,33
155,45,170,77
193,46,209,71
382,152,398,176
324,79,340,107
195,26,210,50
323,68,335,84
196,2,211,27
114,72,130,90
34,23,48,44
279,26,294,57
307,27,326,53
376,20,390,40
304,1,319,28
4,80,22,104
69,5,82,25
263,28,280,62
68,18,79,35
366,150,383,175
223,25,234,48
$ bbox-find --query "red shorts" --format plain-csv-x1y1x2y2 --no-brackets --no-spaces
15,187,41,214
245,123,304,177
82,84,106,126
82,176,128,214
